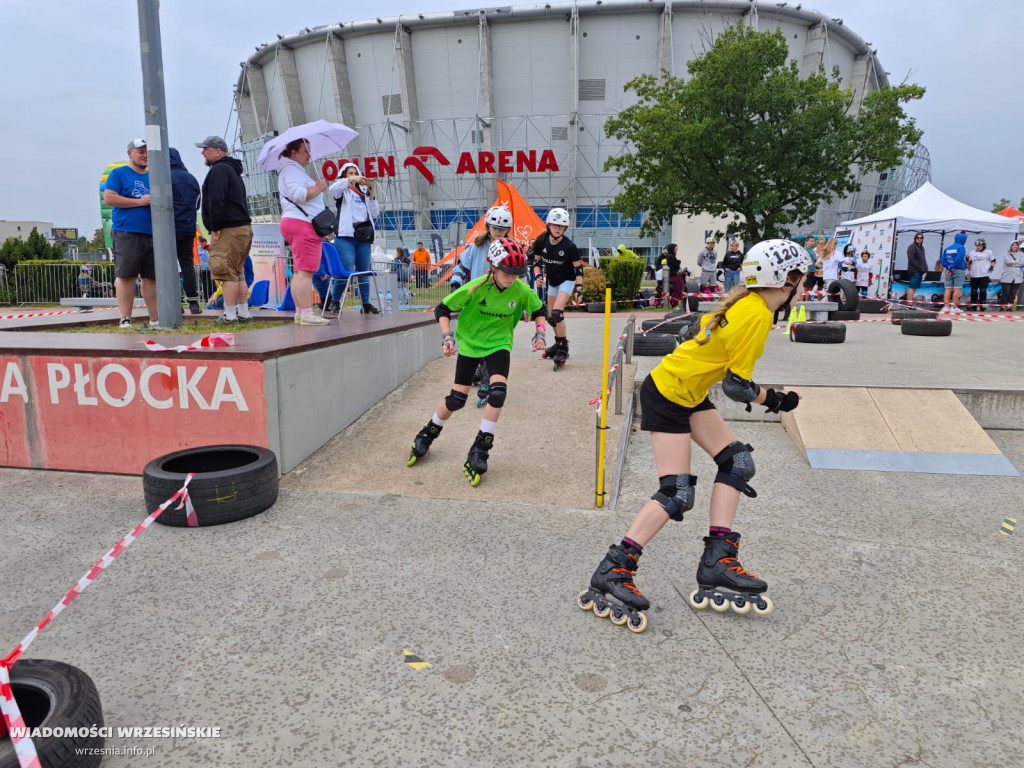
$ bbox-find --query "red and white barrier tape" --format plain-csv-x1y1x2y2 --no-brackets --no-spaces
0,476,195,768
0,309,77,320
141,333,234,353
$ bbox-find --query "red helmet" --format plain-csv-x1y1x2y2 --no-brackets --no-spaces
487,237,528,276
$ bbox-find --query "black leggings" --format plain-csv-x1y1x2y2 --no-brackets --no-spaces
999,282,1021,305
969,276,990,307
454,350,511,386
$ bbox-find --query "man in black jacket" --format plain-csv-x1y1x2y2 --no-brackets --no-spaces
906,232,928,305
168,148,202,313
196,135,253,323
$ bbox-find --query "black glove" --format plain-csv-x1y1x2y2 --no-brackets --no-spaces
762,388,799,413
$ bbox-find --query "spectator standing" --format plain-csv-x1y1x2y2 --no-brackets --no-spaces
168,148,202,314
102,138,157,328
997,241,1023,308
412,241,432,290
395,246,412,305
330,162,381,314
197,135,254,324
855,250,873,296
196,236,214,304
77,264,94,298
697,238,718,292
905,232,928,305
816,238,841,289
801,235,823,299
966,237,995,311
721,239,744,292
839,244,857,282
940,232,968,313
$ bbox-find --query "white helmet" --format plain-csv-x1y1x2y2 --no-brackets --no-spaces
545,207,570,227
485,206,513,229
741,239,813,289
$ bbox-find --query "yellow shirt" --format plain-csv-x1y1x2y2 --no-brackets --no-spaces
650,292,772,408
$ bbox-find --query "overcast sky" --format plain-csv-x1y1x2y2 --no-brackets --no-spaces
1,0,1020,235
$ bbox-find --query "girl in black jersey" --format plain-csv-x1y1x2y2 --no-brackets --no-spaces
531,208,585,368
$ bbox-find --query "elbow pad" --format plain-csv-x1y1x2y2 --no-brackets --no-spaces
722,370,760,411
434,302,453,321
530,307,547,321
574,264,585,277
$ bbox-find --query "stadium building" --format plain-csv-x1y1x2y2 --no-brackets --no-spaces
233,0,929,255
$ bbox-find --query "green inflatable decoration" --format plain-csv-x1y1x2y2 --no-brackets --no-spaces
99,162,127,250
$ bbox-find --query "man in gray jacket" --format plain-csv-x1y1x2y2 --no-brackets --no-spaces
906,232,928,305
697,238,718,292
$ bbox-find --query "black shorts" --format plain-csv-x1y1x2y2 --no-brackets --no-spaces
802,273,824,290
112,230,156,280
639,374,716,433
454,350,511,386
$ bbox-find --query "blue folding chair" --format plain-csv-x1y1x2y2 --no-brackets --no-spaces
320,242,382,318
247,280,270,308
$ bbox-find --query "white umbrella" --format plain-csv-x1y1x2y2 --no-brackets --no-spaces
256,119,358,172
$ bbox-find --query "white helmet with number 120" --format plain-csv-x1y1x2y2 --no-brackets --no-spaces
741,239,813,289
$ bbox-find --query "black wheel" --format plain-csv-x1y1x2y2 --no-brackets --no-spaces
857,298,889,314
891,310,937,325
640,318,690,334
901,319,953,337
827,310,861,321
587,301,618,313
685,281,700,312
826,279,860,311
633,333,677,356
789,322,846,344
0,659,104,768
143,445,279,527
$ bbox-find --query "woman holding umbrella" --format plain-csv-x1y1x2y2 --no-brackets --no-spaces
277,138,333,325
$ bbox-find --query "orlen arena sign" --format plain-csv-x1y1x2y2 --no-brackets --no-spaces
322,146,559,185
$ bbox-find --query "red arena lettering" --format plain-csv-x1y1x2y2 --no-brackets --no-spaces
456,152,477,174
537,150,559,172
478,152,496,174
516,151,536,172
322,160,338,180
364,157,377,177
498,151,514,173
377,156,395,177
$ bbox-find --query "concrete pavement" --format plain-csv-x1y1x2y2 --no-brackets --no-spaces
1,309,1022,767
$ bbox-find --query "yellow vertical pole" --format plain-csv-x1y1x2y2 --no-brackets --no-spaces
596,281,612,507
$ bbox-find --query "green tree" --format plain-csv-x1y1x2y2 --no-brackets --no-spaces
86,228,106,252
991,197,1024,213
605,23,925,243
0,237,30,272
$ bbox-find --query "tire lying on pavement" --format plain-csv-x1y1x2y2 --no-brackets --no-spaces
0,659,105,768
826,279,860,311
901,319,953,337
891,310,938,325
789,322,847,344
827,310,861,321
633,333,677,356
143,445,279,527
587,301,617,313
857,298,889,314
640,318,691,335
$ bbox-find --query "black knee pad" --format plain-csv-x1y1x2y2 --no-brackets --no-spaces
486,382,507,408
444,389,468,412
652,474,697,521
549,308,565,326
714,441,756,498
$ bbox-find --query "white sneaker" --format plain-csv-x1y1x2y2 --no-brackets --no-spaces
119,317,132,329
296,313,330,326
148,320,160,328
941,305,950,314
952,306,963,314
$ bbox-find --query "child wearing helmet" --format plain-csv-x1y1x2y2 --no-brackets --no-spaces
966,237,995,311
531,207,584,368
855,250,873,296
407,237,548,486
577,239,811,632
840,244,857,282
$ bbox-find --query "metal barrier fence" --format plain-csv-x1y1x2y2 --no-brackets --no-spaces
0,267,10,306
368,259,452,310
594,309,637,508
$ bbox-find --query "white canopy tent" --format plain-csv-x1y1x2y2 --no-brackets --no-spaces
836,183,1021,297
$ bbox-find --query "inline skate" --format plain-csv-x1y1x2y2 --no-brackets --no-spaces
548,338,569,371
407,421,442,467
577,542,649,633
688,532,773,616
462,430,493,486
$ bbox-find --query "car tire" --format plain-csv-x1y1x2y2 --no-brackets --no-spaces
587,301,618,313
891,310,938,325
0,659,104,768
826,279,860,311
633,333,677,356
901,319,953,337
789,322,846,344
640,318,690,334
857,298,889,314
143,445,279,527
827,310,861,321
685,281,700,312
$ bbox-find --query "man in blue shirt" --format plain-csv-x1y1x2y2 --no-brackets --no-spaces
102,138,157,328
939,232,968,314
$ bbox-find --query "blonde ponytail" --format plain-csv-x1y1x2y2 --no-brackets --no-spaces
694,284,750,346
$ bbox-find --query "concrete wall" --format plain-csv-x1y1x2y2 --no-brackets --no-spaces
266,325,441,472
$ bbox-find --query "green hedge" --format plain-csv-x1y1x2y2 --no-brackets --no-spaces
605,256,646,303
14,260,116,304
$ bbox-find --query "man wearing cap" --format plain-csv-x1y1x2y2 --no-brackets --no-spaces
196,136,253,324
697,237,718,293
102,138,158,328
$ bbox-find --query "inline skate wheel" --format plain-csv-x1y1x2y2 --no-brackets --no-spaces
406,452,418,467
577,591,594,611
592,599,612,619
627,613,648,633
710,595,731,613
609,607,629,626
731,598,752,615
752,596,774,616
463,465,482,487
688,589,708,610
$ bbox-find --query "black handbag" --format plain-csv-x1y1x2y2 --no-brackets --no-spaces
285,196,337,238
353,219,375,243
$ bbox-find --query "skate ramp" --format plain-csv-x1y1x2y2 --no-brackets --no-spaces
282,357,635,506
782,387,1019,476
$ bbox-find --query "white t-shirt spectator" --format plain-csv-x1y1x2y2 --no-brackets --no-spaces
855,260,872,288
967,249,995,278
819,254,842,282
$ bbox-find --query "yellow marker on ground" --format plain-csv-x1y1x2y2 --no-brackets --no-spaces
403,649,432,670
796,304,807,322
1001,518,1016,535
